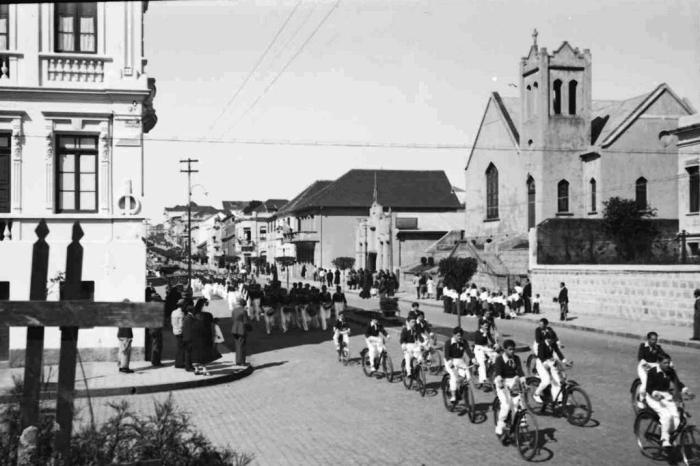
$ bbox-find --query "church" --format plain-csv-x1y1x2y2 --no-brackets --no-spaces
463,32,695,279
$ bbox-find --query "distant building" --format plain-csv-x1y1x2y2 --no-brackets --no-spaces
674,113,700,259
223,199,287,268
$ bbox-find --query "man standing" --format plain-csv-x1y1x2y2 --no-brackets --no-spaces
117,326,134,374
171,298,186,368
693,288,700,341
231,298,250,366
523,279,532,314
148,292,164,367
558,282,568,321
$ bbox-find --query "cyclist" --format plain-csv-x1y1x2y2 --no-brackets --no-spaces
645,355,694,451
533,318,561,357
494,339,526,437
637,332,671,408
473,320,498,387
444,327,475,402
332,312,351,360
400,311,424,377
364,316,388,373
532,334,568,404
415,310,434,347
478,308,499,341
332,285,347,317
320,285,333,331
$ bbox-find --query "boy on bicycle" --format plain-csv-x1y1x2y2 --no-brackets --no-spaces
645,355,694,451
473,320,498,387
364,316,388,373
444,327,474,402
637,331,670,409
332,313,351,359
400,311,424,376
533,318,561,357
415,310,435,350
532,334,568,404
494,339,525,437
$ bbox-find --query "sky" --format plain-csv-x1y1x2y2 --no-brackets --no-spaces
142,0,700,222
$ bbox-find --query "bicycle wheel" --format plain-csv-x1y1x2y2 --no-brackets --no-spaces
565,386,592,426
441,374,454,412
401,359,413,389
634,409,663,460
515,409,541,461
630,378,642,415
680,425,700,466
382,353,394,383
430,349,444,375
416,365,427,397
526,354,538,376
464,382,476,423
362,353,372,377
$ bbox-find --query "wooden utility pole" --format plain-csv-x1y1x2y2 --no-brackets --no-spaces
179,158,198,291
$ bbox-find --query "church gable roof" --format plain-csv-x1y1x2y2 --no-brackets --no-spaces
465,92,520,171
276,180,333,216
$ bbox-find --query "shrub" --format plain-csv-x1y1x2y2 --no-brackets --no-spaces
602,197,659,261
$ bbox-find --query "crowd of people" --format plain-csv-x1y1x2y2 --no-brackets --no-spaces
440,280,541,320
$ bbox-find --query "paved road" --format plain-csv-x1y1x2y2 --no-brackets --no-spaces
74,294,700,465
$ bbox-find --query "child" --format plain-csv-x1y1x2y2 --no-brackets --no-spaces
332,313,351,357
532,294,541,314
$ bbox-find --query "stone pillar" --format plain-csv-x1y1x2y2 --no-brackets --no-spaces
98,123,111,214
44,123,54,212
11,119,22,213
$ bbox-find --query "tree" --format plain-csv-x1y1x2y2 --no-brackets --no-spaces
332,257,355,291
602,197,659,261
438,257,478,327
275,256,296,289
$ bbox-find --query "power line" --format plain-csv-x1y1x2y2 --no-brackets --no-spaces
220,0,342,137
203,0,303,140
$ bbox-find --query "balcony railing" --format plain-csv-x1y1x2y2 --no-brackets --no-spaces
0,219,14,241
0,51,21,85
40,53,112,86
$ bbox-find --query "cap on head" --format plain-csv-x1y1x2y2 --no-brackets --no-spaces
411,302,419,309
453,326,463,335
540,318,549,326
503,339,516,349
407,311,417,321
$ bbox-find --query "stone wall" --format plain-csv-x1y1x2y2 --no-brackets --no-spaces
531,265,699,326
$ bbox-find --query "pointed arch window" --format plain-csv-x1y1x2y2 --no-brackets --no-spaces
527,176,536,229
486,163,499,219
636,177,647,210
589,178,596,212
526,85,532,119
553,79,562,115
557,179,569,213
568,80,578,115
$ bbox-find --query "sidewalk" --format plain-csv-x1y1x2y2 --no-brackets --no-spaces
0,352,253,403
295,278,699,350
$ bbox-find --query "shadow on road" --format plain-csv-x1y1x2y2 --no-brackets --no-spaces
253,361,288,371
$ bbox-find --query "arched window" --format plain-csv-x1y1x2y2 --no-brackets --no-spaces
557,179,569,213
486,163,499,219
589,178,596,212
553,79,562,115
636,177,648,210
533,82,538,114
527,176,536,229
526,85,532,119
569,80,578,115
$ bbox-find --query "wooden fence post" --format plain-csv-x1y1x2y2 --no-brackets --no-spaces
54,222,85,459
21,220,49,430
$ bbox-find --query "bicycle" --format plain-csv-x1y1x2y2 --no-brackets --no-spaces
634,394,698,465
525,361,593,427
336,332,350,366
401,355,427,397
492,383,541,461
421,337,444,376
441,363,476,422
360,347,394,382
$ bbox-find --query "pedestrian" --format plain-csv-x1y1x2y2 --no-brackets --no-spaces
301,264,306,279
693,288,700,341
532,293,541,314
117,325,134,374
171,298,186,368
148,292,164,367
191,298,216,375
327,270,334,287
426,276,435,300
558,282,568,321
182,301,195,372
231,297,251,365
523,279,532,313
334,268,340,286
413,274,420,299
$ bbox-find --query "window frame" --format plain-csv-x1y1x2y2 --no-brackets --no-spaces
55,134,99,214
0,132,10,213
0,4,9,52
54,2,97,54
589,178,596,212
635,177,648,211
557,179,569,213
485,163,499,220
552,79,562,115
688,166,699,214
568,80,578,115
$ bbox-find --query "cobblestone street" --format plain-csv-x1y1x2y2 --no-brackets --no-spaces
72,295,700,465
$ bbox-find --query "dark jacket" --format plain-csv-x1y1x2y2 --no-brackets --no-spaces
558,287,569,304
231,304,249,336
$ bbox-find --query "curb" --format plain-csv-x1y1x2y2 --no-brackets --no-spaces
0,364,254,404
383,293,700,351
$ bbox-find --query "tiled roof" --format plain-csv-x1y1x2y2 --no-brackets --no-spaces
295,169,461,212
164,202,220,215
222,201,248,212
275,180,334,216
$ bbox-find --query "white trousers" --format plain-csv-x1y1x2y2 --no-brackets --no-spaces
496,377,521,433
474,345,496,383
637,361,659,397
535,359,562,401
646,394,680,445
333,331,349,350
333,302,345,316
262,306,275,333
321,305,333,331
367,337,385,367
402,343,422,375
445,358,471,392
